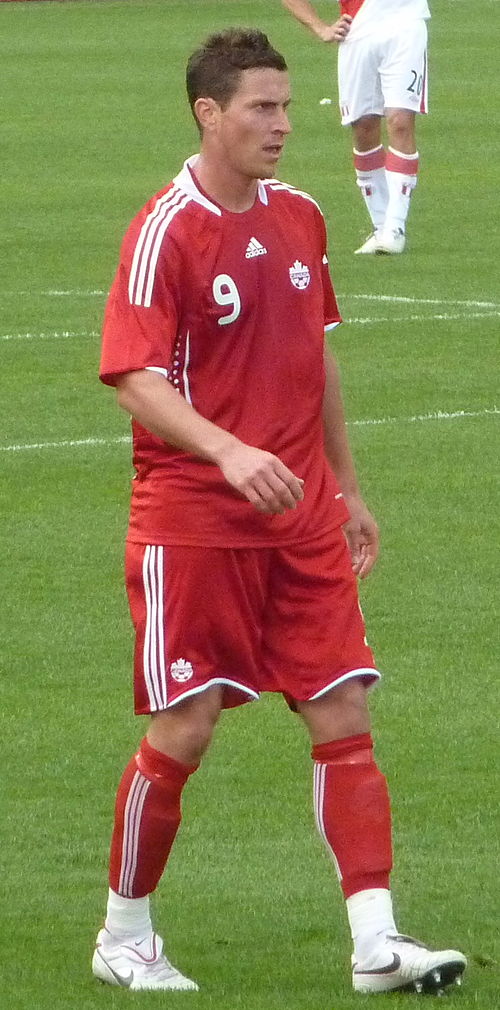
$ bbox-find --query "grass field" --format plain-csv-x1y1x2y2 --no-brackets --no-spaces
1,1,498,1007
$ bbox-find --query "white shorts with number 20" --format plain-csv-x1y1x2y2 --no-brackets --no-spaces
338,19,428,125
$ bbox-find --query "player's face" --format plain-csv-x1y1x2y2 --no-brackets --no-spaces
216,68,291,180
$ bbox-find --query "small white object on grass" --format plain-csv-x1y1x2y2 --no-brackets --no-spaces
319,98,332,105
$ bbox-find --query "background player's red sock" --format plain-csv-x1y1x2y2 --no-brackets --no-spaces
109,736,197,899
312,733,393,899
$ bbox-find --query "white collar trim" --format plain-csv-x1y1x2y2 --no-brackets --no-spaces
173,155,269,214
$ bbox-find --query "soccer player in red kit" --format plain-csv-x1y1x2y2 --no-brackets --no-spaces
94,28,466,995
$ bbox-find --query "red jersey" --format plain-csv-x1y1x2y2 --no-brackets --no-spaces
100,156,349,547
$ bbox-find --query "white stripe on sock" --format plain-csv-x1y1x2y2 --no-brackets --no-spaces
119,769,151,897
313,763,342,881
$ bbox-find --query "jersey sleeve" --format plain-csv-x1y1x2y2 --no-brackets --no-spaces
99,216,181,387
316,209,342,331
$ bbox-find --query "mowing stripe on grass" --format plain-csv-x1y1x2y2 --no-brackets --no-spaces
1,407,497,454
3,306,499,343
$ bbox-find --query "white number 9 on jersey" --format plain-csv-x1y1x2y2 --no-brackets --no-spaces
213,273,241,326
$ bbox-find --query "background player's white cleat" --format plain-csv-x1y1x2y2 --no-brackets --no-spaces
375,227,406,254
352,933,466,994
92,928,199,991
354,232,380,255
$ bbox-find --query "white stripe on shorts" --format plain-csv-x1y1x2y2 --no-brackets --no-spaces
119,768,151,896
313,762,342,882
142,545,167,711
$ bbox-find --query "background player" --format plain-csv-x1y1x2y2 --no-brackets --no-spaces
282,0,430,253
94,27,465,996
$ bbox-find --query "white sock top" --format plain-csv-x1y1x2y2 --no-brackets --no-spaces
104,888,153,941
346,888,397,963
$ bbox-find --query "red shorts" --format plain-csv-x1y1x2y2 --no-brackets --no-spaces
125,527,380,714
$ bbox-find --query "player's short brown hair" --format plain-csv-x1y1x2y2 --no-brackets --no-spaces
186,27,287,127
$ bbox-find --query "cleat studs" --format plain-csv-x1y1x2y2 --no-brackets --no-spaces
414,981,423,993
437,989,445,997
432,970,441,984
455,975,462,986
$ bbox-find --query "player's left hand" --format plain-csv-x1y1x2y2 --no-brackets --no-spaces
319,15,352,43
341,494,379,578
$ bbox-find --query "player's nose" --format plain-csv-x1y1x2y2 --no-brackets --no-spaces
276,107,292,135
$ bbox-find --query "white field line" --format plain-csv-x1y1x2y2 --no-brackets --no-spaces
342,294,500,309
349,407,499,427
2,290,498,308
1,435,131,453
1,330,98,341
344,311,500,324
1,289,107,297
1,407,498,454
44,289,106,296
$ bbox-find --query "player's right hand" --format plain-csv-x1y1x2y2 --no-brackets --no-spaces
319,15,352,43
217,442,304,515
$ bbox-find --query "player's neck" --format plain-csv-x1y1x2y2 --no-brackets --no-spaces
193,154,259,214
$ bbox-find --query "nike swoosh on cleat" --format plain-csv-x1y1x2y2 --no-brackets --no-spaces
123,936,157,962
96,949,134,987
109,966,134,987
354,953,402,975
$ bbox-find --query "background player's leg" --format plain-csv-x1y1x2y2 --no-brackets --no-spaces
297,682,466,994
377,108,419,253
351,116,389,254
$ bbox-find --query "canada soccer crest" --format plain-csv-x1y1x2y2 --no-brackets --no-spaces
289,259,310,290
170,658,194,683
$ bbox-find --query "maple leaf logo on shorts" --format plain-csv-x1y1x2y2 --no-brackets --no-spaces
170,658,194,683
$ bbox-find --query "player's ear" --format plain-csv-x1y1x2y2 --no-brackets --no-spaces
194,96,221,133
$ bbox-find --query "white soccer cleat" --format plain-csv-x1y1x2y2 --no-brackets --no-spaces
352,933,467,994
375,227,406,254
92,928,199,991
354,232,380,255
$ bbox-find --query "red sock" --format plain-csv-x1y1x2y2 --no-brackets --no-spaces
312,733,393,898
109,737,198,898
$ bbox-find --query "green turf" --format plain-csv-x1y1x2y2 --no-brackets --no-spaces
1,1,499,1007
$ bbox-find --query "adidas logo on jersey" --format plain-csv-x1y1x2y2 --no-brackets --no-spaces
245,236,267,259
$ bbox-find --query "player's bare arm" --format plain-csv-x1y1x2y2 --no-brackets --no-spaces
282,0,352,43
322,342,379,577
116,368,304,516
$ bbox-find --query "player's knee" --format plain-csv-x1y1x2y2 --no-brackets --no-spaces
330,678,370,726
149,686,223,764
386,109,416,151
174,722,215,764
298,678,371,743
352,115,381,151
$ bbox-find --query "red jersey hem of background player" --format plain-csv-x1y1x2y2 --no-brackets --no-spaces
100,156,348,547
